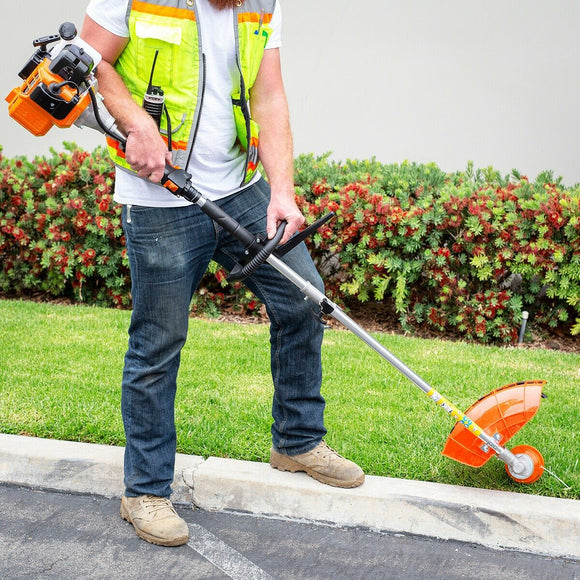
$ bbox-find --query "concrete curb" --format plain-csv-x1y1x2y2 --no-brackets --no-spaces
1,434,578,560
0,434,201,505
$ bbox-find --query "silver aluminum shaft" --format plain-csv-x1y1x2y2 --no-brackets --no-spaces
265,253,527,476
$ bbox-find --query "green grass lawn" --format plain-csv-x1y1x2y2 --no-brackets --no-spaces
1,298,578,499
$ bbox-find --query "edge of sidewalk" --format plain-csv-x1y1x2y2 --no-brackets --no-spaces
1,433,578,560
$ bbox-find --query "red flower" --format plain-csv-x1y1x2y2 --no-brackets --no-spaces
312,181,331,196
547,211,564,229
111,294,123,307
82,248,97,266
36,163,52,178
69,198,84,210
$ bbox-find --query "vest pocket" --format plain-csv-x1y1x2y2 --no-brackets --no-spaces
237,21,272,90
135,19,183,87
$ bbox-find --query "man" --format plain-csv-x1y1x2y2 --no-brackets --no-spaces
81,0,364,547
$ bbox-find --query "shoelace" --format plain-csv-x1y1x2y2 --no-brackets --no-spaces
314,442,343,460
141,496,175,514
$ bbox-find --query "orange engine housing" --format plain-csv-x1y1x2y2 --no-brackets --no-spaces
6,59,90,136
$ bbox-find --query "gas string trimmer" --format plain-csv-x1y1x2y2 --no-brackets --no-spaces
6,23,546,485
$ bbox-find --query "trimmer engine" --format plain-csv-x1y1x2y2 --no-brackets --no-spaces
6,22,101,136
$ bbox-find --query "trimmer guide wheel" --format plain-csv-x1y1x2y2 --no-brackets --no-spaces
505,444,544,484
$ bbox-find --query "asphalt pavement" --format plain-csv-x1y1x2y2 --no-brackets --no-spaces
0,433,579,579
2,484,579,580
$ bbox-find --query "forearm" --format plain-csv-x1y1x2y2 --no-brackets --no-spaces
253,92,295,197
94,61,152,137
81,16,150,139
252,93,303,241
250,58,303,241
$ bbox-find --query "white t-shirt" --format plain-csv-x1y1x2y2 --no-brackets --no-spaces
85,0,282,205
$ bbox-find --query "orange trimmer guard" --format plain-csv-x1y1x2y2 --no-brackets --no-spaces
442,381,546,467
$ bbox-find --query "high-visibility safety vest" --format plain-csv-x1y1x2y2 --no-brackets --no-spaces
106,0,275,186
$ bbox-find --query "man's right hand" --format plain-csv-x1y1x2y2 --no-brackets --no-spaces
124,113,172,183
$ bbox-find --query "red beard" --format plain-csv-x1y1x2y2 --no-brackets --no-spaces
208,0,244,9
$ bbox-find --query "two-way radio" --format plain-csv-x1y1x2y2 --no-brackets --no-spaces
142,50,164,128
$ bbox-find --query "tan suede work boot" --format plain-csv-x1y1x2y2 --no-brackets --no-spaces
270,441,365,488
120,495,189,547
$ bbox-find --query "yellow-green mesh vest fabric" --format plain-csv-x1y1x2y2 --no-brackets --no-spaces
106,0,275,186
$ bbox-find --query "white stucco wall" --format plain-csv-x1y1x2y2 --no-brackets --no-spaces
2,1,578,184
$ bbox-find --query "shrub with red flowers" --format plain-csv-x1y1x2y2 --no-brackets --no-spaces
1,146,579,343
293,155,580,343
0,143,130,306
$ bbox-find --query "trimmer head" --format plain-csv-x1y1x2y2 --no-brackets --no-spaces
442,380,546,468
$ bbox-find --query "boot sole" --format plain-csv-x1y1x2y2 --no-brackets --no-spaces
120,501,189,547
270,453,365,489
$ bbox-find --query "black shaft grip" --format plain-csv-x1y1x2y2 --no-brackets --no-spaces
238,222,286,279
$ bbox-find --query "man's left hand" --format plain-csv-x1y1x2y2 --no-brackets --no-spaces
267,187,305,245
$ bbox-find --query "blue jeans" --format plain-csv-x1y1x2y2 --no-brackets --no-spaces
121,178,327,497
